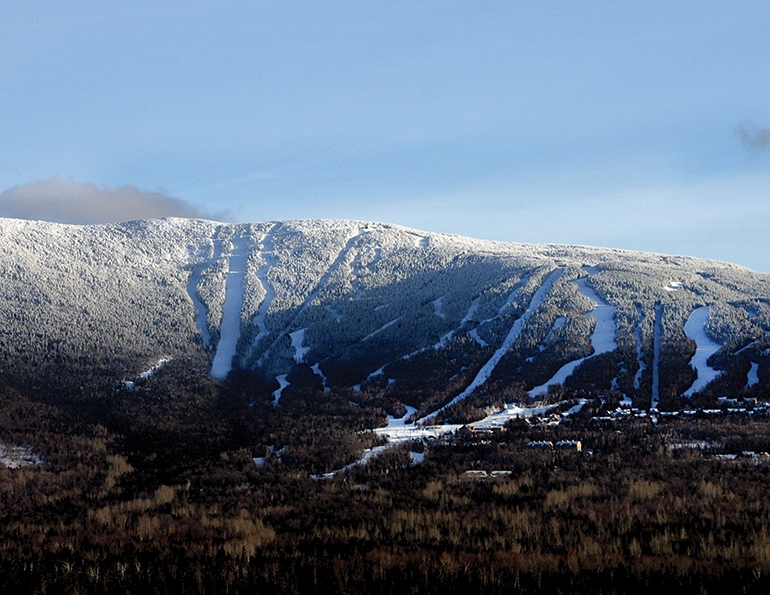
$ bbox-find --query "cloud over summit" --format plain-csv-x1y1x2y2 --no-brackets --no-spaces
0,178,221,225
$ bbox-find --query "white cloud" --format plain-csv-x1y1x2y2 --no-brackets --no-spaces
0,177,224,224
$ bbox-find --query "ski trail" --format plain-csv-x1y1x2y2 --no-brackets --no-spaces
633,310,646,389
187,265,212,345
683,306,722,397
258,228,366,365
394,296,484,366
748,362,760,388
432,297,446,319
528,273,617,398
289,328,309,363
423,268,563,421
362,318,400,342
651,304,662,409
271,374,289,407
186,227,220,345
250,226,278,348
211,231,250,379
311,363,331,392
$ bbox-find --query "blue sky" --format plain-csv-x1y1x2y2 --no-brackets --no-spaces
2,2,770,272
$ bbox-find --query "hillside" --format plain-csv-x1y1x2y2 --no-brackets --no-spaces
0,217,767,420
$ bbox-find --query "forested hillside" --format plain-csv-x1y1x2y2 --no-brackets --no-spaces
0,217,767,418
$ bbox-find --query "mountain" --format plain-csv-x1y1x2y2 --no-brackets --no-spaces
0,216,768,420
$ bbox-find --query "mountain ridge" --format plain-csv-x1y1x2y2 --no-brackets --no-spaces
0,216,768,419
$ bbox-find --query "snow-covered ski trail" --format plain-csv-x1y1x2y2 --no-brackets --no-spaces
362,318,400,342
422,268,563,422
748,362,760,388
271,374,290,407
651,304,662,409
529,273,617,397
258,228,366,365
289,329,309,363
250,225,279,348
633,308,646,389
211,230,250,379
186,226,221,345
683,306,722,397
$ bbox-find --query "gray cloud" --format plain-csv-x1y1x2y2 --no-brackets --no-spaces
0,177,224,224
736,122,770,152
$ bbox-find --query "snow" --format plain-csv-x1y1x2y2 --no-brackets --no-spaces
529,272,616,398
529,360,585,398
432,296,446,318
140,357,172,379
424,269,563,421
409,451,425,465
575,276,617,354
367,366,386,380
651,304,663,409
0,444,43,468
258,228,365,364
374,422,462,443
460,297,481,325
747,361,760,388
250,230,277,347
633,326,646,390
211,232,249,379
271,374,289,407
683,306,723,397
289,328,309,363
386,405,418,428
468,328,489,347
464,279,528,347
311,363,331,392
362,318,400,341
187,262,212,345
665,282,683,292
468,402,562,430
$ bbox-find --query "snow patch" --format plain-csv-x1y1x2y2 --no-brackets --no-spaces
0,444,43,468
140,357,172,379
432,296,446,319
271,374,289,407
311,363,331,392
469,328,489,347
289,328,309,363
362,318,400,342
748,362,760,388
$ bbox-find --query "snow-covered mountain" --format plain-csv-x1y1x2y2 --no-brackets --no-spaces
1,217,768,416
